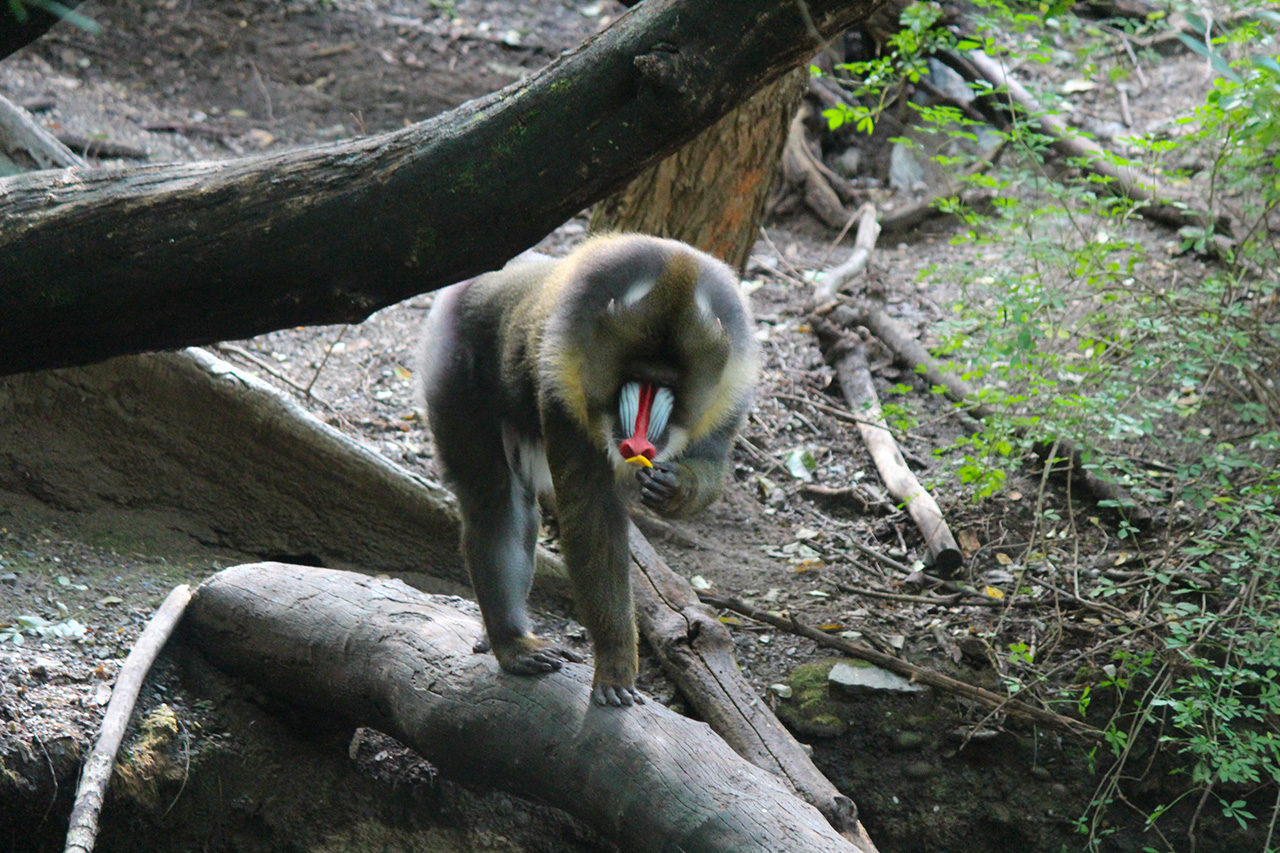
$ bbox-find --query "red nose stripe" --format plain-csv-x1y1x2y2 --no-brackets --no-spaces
619,383,657,460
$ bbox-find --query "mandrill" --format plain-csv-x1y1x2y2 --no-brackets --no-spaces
414,234,758,706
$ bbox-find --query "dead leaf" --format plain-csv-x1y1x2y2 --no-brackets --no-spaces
89,682,113,706
244,128,275,148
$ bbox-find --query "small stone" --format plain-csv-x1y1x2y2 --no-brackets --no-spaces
828,148,862,179
769,683,793,699
1031,766,1052,781
888,144,926,192
958,637,990,665
30,657,64,680
829,660,927,696
893,731,927,751
903,761,936,779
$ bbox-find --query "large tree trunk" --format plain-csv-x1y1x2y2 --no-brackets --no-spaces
0,0,880,378
590,67,807,273
185,563,867,853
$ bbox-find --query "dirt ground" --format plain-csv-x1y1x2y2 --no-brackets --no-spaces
0,0,1260,851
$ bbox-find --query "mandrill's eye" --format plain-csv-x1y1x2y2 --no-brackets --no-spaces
619,382,674,441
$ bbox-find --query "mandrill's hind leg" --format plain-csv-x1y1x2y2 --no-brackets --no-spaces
447,424,582,674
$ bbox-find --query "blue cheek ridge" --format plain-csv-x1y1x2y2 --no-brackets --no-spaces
618,382,640,434
648,387,674,441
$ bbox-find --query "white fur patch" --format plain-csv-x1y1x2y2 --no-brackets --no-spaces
502,423,554,496
694,287,713,321
649,387,674,440
622,278,655,308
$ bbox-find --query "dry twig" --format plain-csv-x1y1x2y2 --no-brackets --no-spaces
64,585,192,853
699,592,1102,740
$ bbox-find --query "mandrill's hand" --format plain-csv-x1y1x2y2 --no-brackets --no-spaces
636,461,682,512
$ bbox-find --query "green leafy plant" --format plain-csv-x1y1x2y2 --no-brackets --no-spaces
842,2,1280,848
4,0,99,34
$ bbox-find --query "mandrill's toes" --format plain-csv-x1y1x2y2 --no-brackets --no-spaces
493,637,584,674
530,646,584,669
591,682,646,707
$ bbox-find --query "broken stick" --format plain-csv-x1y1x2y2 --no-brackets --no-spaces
811,318,964,577
64,584,192,853
814,203,880,301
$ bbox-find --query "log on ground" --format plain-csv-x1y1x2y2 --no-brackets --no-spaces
812,326,963,576
0,348,467,580
185,562,866,853
629,524,878,852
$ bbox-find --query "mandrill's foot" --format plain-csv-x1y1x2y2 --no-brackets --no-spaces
591,656,645,707
591,681,645,707
490,635,584,674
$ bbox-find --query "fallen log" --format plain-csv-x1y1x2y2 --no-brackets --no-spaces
628,525,878,852
810,321,964,577
0,348,468,579
964,50,1225,236
0,0,885,377
185,563,865,853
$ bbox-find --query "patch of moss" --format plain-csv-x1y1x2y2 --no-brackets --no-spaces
114,704,184,811
775,659,848,739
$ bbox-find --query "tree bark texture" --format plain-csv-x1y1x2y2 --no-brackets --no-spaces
0,0,882,378
589,67,807,274
0,348,465,579
185,563,866,853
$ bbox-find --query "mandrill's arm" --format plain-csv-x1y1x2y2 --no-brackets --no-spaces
637,424,736,520
542,398,645,707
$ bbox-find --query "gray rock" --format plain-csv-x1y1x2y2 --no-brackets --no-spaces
829,660,927,696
